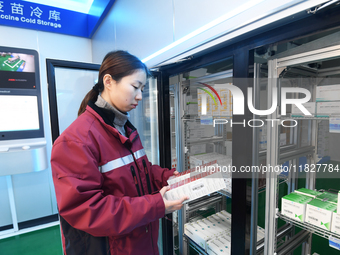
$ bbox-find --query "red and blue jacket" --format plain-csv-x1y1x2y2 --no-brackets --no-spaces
51,101,174,255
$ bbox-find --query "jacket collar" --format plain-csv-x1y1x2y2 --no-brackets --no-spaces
86,101,139,148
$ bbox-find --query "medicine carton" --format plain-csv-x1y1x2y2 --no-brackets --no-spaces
165,161,226,203
184,222,212,251
216,211,232,225
291,102,316,115
316,101,340,116
281,192,313,222
295,188,322,198
316,85,340,102
316,191,338,204
331,211,340,234
207,238,230,255
208,215,231,231
305,199,337,230
200,219,228,236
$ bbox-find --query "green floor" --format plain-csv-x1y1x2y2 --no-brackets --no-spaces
0,226,63,255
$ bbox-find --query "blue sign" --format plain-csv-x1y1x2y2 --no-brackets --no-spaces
0,0,115,38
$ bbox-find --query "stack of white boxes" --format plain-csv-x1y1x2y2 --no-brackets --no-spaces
165,161,227,203
316,85,340,116
281,189,340,234
189,153,232,193
184,210,265,254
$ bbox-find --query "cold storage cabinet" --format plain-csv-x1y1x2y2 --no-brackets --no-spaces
154,6,340,255
263,37,340,255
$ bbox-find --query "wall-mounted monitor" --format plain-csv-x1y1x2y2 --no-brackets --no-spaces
0,47,44,141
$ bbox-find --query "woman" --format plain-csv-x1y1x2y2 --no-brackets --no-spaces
51,50,188,255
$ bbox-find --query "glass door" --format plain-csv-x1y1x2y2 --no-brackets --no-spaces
266,43,340,255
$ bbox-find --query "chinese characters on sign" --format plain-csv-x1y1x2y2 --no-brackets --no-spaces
0,1,62,29
30,7,43,18
0,0,108,37
0,1,4,12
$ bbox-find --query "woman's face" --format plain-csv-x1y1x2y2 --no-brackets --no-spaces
102,69,146,113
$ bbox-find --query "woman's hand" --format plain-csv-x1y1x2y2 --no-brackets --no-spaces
159,186,189,214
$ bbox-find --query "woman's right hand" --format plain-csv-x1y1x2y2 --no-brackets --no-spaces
159,186,189,214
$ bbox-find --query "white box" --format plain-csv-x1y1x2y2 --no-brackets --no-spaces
305,199,337,231
184,222,212,251
316,85,340,102
165,161,226,203
218,234,231,254
207,238,229,255
281,192,313,222
317,101,340,115
292,102,316,115
332,211,340,234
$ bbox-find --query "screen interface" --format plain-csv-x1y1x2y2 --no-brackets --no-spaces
0,95,40,132
0,52,36,89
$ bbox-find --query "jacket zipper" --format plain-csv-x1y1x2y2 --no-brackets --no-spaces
129,151,153,251
142,159,152,194
130,166,141,196
128,149,145,196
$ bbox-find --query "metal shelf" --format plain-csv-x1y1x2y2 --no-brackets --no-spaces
216,174,288,198
185,235,208,255
184,234,265,255
216,189,232,198
277,212,340,240
187,136,225,145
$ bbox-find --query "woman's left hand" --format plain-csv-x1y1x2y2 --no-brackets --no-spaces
173,171,179,176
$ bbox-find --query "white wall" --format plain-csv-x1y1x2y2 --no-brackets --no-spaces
91,0,174,65
92,0,329,67
0,26,92,226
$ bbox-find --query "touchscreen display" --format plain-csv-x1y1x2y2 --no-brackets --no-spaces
0,52,36,89
0,95,40,132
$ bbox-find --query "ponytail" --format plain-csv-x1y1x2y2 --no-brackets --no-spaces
78,82,103,116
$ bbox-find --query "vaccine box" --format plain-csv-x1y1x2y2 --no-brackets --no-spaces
316,85,340,102
316,101,340,116
305,199,337,231
184,222,214,251
165,161,227,203
331,211,340,234
281,192,313,222
207,238,230,255
316,191,338,204
295,188,322,198
291,102,316,115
